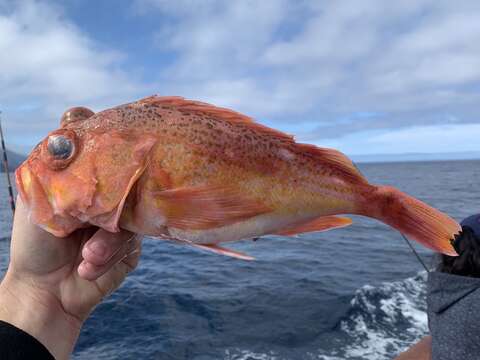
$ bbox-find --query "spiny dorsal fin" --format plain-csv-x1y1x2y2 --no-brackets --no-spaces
136,95,294,143
137,96,366,184
138,95,255,123
297,144,368,184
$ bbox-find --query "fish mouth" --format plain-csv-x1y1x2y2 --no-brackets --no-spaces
15,163,54,229
15,163,32,207
14,163,82,237
14,159,137,236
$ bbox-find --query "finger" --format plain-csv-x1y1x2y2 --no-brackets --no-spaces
91,242,143,300
101,238,143,296
81,228,134,266
78,234,142,281
78,235,139,280
116,241,143,275
11,197,95,274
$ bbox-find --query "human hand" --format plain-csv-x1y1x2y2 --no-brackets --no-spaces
0,197,142,360
393,336,432,360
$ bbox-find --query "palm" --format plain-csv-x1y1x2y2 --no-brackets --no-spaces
9,199,141,321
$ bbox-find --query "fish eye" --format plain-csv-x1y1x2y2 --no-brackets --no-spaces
47,135,74,160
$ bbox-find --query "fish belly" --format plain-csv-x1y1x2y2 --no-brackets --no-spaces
165,212,320,245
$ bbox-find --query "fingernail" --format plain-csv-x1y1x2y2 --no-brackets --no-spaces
89,242,107,257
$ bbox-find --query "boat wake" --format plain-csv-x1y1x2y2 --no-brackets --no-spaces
323,271,428,360
226,272,428,360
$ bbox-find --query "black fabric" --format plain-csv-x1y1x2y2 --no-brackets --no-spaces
427,271,480,360
460,214,480,238
0,320,54,360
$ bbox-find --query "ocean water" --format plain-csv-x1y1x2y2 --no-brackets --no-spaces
0,160,478,359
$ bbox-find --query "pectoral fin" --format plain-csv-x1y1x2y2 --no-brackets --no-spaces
154,185,270,230
274,216,352,236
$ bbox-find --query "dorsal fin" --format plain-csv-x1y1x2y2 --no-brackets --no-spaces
136,96,366,184
136,95,294,142
297,144,368,184
138,95,255,123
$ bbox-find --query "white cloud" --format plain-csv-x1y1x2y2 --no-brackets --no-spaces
136,0,302,116
369,11,480,95
138,0,480,131
320,123,480,155
1,0,480,156
0,0,144,150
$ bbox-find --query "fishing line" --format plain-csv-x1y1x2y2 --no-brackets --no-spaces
0,111,16,215
399,232,429,272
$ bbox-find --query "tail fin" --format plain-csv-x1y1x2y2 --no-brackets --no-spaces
363,185,461,256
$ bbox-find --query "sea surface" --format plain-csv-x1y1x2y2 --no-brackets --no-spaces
0,160,478,359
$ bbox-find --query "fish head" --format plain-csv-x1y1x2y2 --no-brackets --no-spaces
16,106,157,237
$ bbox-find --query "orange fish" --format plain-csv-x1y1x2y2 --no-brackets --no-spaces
16,96,461,259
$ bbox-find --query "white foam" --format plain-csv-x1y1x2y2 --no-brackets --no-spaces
224,273,428,360
224,349,279,360
325,272,428,360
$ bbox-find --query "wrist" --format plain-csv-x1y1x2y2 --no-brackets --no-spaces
0,271,83,360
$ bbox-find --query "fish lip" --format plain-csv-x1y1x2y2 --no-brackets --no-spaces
15,163,29,206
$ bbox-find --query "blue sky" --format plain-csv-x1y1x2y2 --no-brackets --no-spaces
1,0,480,157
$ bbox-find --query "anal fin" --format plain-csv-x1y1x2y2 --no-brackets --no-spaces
274,216,352,236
